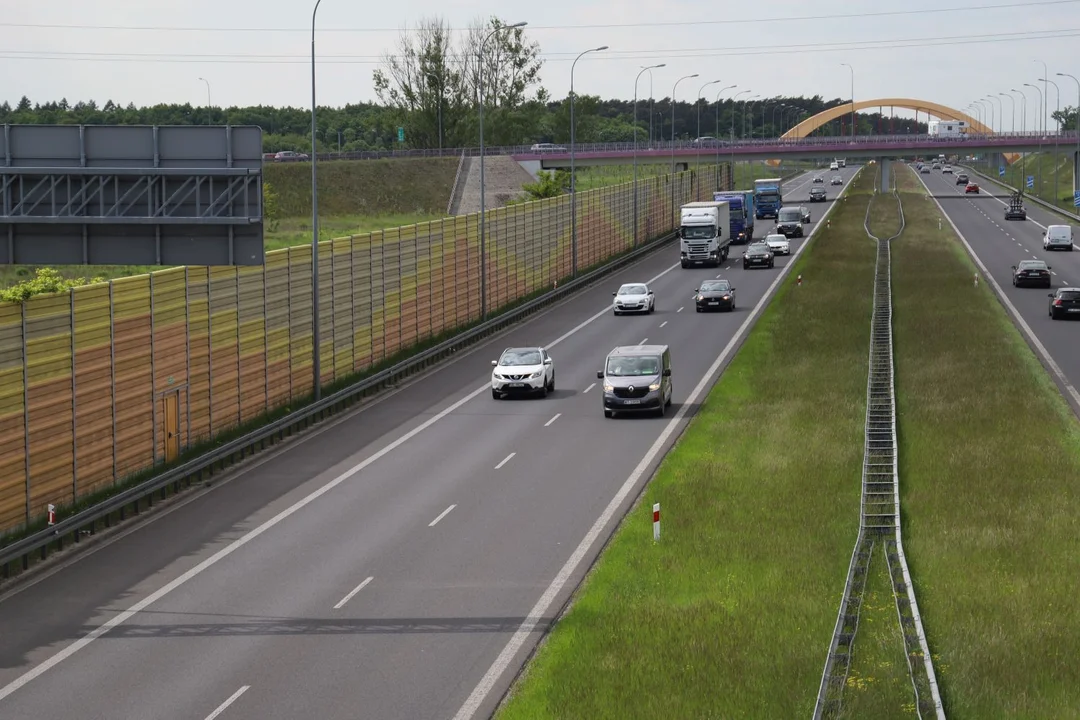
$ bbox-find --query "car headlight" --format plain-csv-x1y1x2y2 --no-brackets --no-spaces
648,383,661,391
603,384,614,392
696,294,703,301
528,371,542,379
721,295,730,300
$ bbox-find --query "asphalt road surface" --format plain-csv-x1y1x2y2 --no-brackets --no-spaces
916,166,1080,412
0,165,859,720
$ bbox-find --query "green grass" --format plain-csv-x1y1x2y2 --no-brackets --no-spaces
837,544,921,719
495,168,877,719
968,150,1077,214
574,160,817,192
263,212,442,252
891,165,1080,716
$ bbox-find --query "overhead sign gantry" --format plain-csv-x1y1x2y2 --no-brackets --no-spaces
0,124,265,266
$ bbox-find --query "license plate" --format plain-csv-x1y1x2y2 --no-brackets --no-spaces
1069,308,1080,313
622,399,641,405
508,383,524,388
709,300,719,305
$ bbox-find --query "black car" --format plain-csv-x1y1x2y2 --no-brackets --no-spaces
743,242,775,269
1049,287,1080,319
775,207,804,238
812,176,824,184
956,173,969,185
1012,260,1052,288
809,187,827,202
1005,192,1027,220
694,279,736,312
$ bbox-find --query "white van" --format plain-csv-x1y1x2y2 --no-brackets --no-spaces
1043,225,1074,252
829,161,839,171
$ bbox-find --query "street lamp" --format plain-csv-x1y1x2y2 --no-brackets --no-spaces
1039,77,1061,133
670,73,699,223
1035,60,1048,134
771,103,786,134
569,44,608,278
743,95,760,139
731,89,750,139
984,94,997,133
197,78,211,125
999,92,1015,133
1024,82,1045,190
1012,89,1028,179
634,63,665,247
641,66,658,146
478,20,527,318
695,79,721,169
310,0,324,400
841,63,855,137
1040,76,1061,203
1057,72,1080,205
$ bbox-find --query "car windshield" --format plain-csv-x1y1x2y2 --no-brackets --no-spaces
682,225,717,240
766,236,786,243
700,281,730,292
1019,261,1047,269
618,284,647,295
500,349,542,366
748,244,769,253
757,192,779,202
606,355,662,377
778,209,801,222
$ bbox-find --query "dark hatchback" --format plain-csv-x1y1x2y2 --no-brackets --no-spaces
743,242,775,269
694,279,736,312
1049,287,1080,319
809,186,827,202
1012,260,1052,288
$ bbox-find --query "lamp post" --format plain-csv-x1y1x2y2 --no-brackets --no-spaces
712,84,736,185
999,92,1015,133
670,73,699,223
743,94,760,139
310,0,324,400
771,103,786,134
197,77,211,125
641,66,657,146
1039,77,1061,133
1035,60,1048,134
1058,72,1080,208
1025,82,1044,191
1012,89,1028,178
569,44,608,278
983,94,996,133
841,63,854,137
695,79,721,169
1040,76,1061,203
728,89,749,186
478,20,527,319
730,89,750,138
634,63,665,246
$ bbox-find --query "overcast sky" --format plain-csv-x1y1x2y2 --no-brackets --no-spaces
2,0,1077,130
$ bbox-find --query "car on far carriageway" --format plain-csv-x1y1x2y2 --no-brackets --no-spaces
694,279,736,312
612,282,655,315
965,182,980,194
743,242,775,269
920,165,931,174
1049,288,1080,319
809,186,827,202
943,165,953,174
1012,260,1052,288
491,347,555,399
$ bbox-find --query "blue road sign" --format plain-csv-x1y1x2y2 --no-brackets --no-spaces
1026,176,1035,189
397,127,405,142
999,167,1006,177
1074,190,1080,208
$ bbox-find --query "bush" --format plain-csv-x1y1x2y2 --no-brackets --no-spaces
0,267,106,304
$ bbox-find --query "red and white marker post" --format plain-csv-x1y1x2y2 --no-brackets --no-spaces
973,273,979,288
47,503,56,527
797,274,803,287
652,503,660,541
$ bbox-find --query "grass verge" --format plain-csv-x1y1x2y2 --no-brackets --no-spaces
892,164,1080,716
495,169,877,719
968,150,1077,214
574,160,817,192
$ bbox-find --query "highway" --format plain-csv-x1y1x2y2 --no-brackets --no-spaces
0,165,857,720
915,166,1080,412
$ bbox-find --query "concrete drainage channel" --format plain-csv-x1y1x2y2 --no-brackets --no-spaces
813,164,945,719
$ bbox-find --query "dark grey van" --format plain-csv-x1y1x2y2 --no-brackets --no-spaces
596,345,673,418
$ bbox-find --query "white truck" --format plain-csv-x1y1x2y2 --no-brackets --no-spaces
679,201,731,268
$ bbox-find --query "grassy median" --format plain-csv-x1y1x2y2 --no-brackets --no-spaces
496,168,876,719
893,165,1080,716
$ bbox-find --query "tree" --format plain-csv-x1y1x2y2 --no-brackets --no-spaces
1052,106,1078,132
520,170,570,200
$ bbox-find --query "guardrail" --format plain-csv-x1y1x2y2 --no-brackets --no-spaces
960,164,1080,223
0,224,682,579
279,131,1080,164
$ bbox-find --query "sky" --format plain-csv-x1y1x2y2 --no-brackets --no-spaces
1,0,1078,131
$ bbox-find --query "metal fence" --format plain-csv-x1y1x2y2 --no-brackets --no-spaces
0,165,721,535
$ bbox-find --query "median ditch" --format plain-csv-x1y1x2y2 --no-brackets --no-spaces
495,169,878,718
892,165,1080,716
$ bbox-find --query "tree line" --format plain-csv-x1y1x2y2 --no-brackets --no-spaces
2,16,1074,153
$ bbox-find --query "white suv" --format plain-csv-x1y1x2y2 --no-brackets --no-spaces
763,233,791,256
491,347,555,399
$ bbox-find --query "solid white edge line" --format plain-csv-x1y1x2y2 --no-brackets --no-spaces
428,504,457,527
203,685,250,720
332,576,374,610
916,171,1080,412
450,166,856,720
543,414,561,428
0,233,696,702
494,453,516,470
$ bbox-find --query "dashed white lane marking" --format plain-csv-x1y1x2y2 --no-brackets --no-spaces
543,414,561,428
333,576,374,610
677,307,684,313
639,337,648,345
659,321,668,328
583,382,596,394
494,453,516,470
428,504,457,527
204,686,251,720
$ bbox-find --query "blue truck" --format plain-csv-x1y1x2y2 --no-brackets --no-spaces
712,190,756,244
754,177,783,220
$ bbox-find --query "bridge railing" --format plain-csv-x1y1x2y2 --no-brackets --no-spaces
293,131,1080,163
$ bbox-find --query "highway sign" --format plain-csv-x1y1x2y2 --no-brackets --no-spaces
397,127,405,142
1074,191,1080,208
1026,176,1034,189
999,167,1006,177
